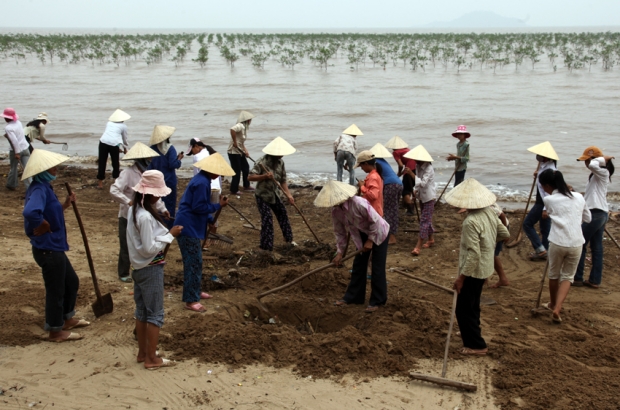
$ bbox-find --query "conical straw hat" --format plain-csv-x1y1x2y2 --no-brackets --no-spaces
403,145,433,162
122,142,160,161
342,124,363,136
149,125,176,145
108,109,131,122
384,136,408,149
22,149,69,180
370,143,392,159
194,152,236,176
237,110,255,123
262,137,296,156
527,141,559,161
314,180,358,208
444,178,497,209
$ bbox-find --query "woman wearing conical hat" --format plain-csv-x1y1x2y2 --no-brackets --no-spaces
314,180,390,313
405,145,436,256
248,137,296,251
148,125,183,228
385,136,416,215
110,142,167,283
523,142,558,261
97,109,130,189
22,149,90,342
228,111,255,195
174,153,232,312
334,124,362,186
24,113,52,153
445,178,510,355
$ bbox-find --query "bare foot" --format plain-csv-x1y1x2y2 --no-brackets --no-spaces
49,330,82,342
489,280,510,289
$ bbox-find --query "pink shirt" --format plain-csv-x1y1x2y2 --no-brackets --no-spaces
361,169,383,216
331,196,390,254
392,148,416,171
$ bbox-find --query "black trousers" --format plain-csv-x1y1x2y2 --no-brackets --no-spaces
97,141,121,180
343,232,388,307
118,217,130,278
32,247,80,332
455,276,487,349
228,153,250,193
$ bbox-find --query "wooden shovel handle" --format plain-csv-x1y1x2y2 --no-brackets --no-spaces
507,163,540,247
65,183,103,301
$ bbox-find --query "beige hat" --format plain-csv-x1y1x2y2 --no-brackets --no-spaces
370,143,392,159
21,149,69,180
444,178,497,209
403,145,433,162
122,142,160,161
237,110,255,123
194,152,236,176
36,112,50,123
527,141,559,161
384,136,408,149
314,180,358,208
342,124,363,136
354,150,375,168
109,109,131,122
262,137,296,156
149,125,176,145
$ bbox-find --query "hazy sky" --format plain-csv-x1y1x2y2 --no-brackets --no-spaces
1,0,619,29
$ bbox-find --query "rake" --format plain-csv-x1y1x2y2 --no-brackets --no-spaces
49,141,69,151
201,207,233,249
227,202,259,230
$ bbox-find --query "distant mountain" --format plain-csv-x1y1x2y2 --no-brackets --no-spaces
425,11,528,28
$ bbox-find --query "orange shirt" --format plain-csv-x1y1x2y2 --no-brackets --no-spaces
361,169,384,216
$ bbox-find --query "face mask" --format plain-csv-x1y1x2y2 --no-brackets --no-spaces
33,171,56,183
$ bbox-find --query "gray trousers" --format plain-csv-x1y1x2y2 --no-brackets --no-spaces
118,217,130,278
336,150,356,185
7,149,31,189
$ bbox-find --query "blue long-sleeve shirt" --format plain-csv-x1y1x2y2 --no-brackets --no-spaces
23,182,69,251
376,158,403,186
149,145,182,188
174,171,221,239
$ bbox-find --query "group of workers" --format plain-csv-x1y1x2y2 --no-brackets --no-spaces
5,105,615,366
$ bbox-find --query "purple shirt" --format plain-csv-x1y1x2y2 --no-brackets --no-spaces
331,196,390,254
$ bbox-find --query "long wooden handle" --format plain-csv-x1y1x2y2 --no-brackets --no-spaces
436,170,456,203
507,163,540,247
259,163,322,243
604,227,620,251
202,206,223,249
227,202,256,229
535,260,550,309
391,268,454,294
65,183,103,301
234,146,255,163
258,250,362,300
442,291,458,378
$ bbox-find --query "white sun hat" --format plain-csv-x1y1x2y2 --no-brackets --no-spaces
444,178,497,209
122,142,160,161
403,145,433,162
314,180,358,208
21,149,69,180
262,137,296,156
149,125,176,145
527,141,559,161
342,124,363,136
108,109,131,122
194,152,236,176
237,110,255,123
384,136,408,149
370,143,393,159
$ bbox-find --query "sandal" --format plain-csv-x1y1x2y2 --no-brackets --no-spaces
529,251,548,261
120,276,133,283
552,313,562,323
137,351,161,363
422,241,435,249
584,280,600,289
542,302,553,311
200,292,213,299
411,248,420,256
571,280,584,287
49,332,83,343
145,358,176,370
184,302,206,313
63,319,90,331
459,347,487,356
334,299,347,307
365,305,378,313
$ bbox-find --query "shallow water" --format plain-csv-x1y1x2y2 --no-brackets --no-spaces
2,30,619,205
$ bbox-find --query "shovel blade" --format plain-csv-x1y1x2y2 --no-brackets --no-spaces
92,293,114,317
62,143,69,151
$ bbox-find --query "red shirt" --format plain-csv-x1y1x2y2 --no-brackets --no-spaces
392,148,417,172
361,169,384,216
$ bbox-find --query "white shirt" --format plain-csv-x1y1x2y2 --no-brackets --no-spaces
228,122,247,153
100,121,129,148
4,120,29,153
126,206,174,270
414,162,436,203
584,158,610,212
333,134,357,156
543,190,591,248
110,164,167,219
192,149,221,191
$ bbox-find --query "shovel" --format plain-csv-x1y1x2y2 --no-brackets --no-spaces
65,183,113,317
50,141,69,151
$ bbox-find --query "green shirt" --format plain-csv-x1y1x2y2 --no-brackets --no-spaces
250,155,287,204
455,140,469,172
459,207,510,279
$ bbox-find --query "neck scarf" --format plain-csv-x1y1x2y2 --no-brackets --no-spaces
157,139,170,155
33,171,56,183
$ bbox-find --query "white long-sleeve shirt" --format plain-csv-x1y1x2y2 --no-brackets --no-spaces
126,206,174,270
100,121,129,148
584,157,610,212
110,164,167,219
414,162,436,203
543,190,591,248
4,120,29,153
